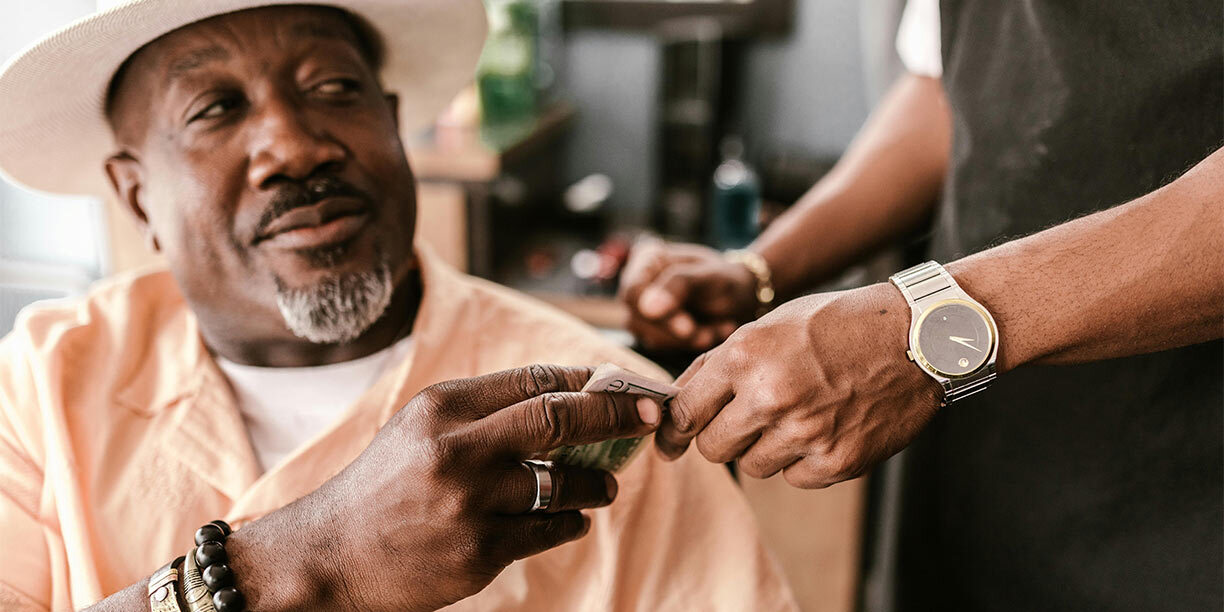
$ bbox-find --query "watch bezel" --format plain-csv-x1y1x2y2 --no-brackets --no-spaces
910,297,998,379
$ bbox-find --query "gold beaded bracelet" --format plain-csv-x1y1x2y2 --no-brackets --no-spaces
723,249,776,318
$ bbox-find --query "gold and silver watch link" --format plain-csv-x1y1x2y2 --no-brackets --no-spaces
889,261,999,406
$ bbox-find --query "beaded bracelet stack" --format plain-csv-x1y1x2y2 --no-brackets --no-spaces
148,520,247,612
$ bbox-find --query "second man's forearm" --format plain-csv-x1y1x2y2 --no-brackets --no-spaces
950,146,1224,373
751,74,952,298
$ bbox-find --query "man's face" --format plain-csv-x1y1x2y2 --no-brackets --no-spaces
106,6,416,346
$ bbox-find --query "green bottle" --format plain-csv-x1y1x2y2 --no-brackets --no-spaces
478,0,538,126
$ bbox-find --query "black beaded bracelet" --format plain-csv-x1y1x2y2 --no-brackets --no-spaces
192,520,246,612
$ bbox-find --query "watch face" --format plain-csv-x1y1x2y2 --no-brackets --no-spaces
914,300,994,377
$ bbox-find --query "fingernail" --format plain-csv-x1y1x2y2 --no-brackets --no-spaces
636,397,660,425
669,313,695,337
604,473,619,501
639,287,675,318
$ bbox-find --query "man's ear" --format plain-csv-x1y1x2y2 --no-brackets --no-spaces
104,152,160,252
384,93,400,130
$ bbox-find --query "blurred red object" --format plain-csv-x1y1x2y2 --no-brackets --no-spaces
595,235,632,281
525,247,557,279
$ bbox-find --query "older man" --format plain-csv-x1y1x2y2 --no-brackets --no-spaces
0,2,795,611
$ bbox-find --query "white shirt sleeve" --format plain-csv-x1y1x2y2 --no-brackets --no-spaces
895,0,943,77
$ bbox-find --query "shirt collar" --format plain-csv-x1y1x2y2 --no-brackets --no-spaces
110,245,482,509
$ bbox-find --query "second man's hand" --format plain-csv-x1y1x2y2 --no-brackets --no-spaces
619,239,760,351
655,284,943,488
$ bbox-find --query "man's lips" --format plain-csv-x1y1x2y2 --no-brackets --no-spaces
255,197,371,250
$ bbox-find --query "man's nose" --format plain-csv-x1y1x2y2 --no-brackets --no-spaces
246,98,347,188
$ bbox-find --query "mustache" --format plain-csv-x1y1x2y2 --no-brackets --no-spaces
254,176,373,239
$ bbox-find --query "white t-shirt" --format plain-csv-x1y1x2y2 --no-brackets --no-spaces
216,335,414,473
896,0,943,77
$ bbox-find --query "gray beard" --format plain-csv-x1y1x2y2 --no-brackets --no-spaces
274,262,394,344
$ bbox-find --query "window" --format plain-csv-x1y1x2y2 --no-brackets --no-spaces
0,0,107,335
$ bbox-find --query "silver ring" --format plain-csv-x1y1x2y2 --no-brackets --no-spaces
522,459,555,513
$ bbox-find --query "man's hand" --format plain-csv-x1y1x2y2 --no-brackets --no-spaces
619,239,759,350
225,365,660,612
656,284,942,488
618,76,957,354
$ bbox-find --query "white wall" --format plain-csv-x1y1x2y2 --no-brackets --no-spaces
560,30,661,225
739,0,871,158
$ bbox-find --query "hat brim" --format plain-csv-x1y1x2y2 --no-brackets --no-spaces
0,0,487,198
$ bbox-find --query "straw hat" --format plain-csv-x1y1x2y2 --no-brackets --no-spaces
0,0,488,197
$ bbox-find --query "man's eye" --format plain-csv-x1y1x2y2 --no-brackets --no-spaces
313,79,359,96
188,97,240,123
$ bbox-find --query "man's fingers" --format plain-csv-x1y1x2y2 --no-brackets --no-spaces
490,463,618,514
425,364,595,420
667,311,697,338
618,239,665,306
637,286,682,321
693,398,766,464
627,316,690,351
481,390,657,456
780,455,841,490
628,316,723,352
654,419,693,461
656,353,733,460
620,239,716,312
735,432,803,480
499,512,592,561
637,266,701,320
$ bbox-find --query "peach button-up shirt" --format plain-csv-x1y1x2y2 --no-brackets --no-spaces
0,248,796,611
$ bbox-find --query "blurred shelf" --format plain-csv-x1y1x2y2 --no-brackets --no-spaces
408,102,576,184
562,0,794,36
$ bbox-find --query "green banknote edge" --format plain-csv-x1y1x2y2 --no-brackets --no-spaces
547,434,649,473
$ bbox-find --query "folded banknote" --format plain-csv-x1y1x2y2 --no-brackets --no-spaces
545,363,679,472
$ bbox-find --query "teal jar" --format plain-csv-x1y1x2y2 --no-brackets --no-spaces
709,138,761,249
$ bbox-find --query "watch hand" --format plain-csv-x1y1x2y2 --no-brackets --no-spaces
949,336,982,352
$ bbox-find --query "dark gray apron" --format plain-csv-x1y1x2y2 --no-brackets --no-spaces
891,1,1223,610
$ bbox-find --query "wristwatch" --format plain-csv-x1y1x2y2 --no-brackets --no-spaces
889,261,998,406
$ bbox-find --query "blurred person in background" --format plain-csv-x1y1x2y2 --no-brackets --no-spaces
0,1,796,611
621,0,1222,609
